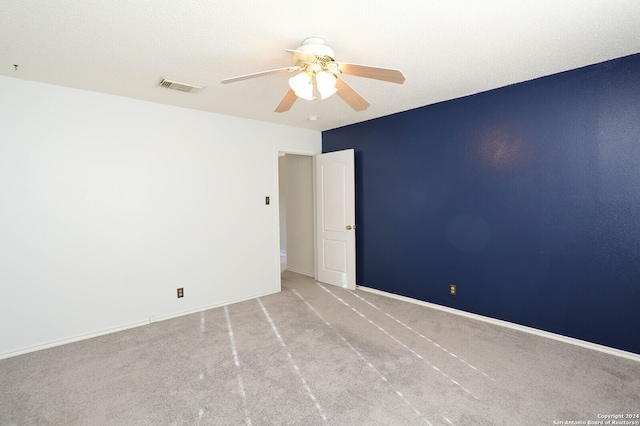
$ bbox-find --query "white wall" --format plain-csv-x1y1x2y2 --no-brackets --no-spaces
0,76,321,358
284,155,314,275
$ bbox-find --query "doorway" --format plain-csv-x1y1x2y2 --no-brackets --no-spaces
277,153,315,277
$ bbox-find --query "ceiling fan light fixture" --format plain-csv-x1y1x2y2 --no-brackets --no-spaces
289,72,313,100
316,71,338,100
221,37,405,112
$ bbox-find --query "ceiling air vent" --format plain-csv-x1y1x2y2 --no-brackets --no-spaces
159,78,203,92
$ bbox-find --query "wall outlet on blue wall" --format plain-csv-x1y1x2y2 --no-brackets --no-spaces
449,284,457,296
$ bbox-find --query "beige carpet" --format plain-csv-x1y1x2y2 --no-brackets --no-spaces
1,271,639,425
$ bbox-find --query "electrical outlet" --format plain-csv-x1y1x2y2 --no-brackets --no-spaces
177,288,184,298
265,196,270,205
449,284,457,296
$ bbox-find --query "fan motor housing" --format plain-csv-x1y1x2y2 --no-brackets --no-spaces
297,37,335,62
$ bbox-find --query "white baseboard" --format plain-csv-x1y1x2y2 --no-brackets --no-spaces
285,267,314,277
0,320,150,360
0,289,280,360
150,289,279,324
357,286,640,363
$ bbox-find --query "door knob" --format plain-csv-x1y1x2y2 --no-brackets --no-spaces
346,225,355,230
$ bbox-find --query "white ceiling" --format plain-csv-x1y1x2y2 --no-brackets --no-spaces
2,1,640,132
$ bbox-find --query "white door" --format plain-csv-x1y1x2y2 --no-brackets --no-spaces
315,149,356,290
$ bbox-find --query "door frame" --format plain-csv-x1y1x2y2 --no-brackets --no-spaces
274,148,319,282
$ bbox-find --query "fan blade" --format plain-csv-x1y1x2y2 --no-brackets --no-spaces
275,89,298,113
221,66,300,84
285,49,320,64
335,77,370,111
338,63,405,84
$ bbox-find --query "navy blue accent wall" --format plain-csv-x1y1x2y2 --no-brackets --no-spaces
323,53,640,354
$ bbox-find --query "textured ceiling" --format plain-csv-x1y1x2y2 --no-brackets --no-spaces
2,1,640,131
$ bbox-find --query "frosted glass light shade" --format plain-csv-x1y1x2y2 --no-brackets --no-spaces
316,71,337,100
289,72,313,100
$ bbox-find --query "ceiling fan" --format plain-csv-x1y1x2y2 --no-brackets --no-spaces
221,37,406,113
